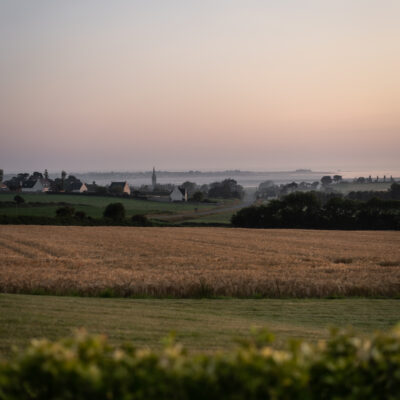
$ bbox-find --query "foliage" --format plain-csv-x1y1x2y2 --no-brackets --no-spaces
56,206,75,218
232,192,400,230
191,191,204,202
321,176,333,185
180,181,197,196
131,214,152,226
74,211,87,220
347,183,400,202
208,179,244,199
1,327,400,400
103,203,126,220
333,175,342,183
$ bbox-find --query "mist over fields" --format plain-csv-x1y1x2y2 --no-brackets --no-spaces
4,168,400,188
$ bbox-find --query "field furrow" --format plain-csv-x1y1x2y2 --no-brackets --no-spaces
0,226,399,298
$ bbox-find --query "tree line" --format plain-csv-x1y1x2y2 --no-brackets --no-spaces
232,188,400,230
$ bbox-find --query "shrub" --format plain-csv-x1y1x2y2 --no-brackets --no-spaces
103,202,125,220
55,206,75,218
0,327,399,400
74,211,87,220
131,214,152,226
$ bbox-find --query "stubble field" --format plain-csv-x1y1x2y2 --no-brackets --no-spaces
0,225,399,298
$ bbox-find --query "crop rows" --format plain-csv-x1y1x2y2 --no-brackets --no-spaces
0,226,399,298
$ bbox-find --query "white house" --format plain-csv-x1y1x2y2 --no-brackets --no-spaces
169,187,188,202
21,179,47,193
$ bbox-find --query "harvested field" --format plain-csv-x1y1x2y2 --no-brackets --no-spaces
0,226,399,298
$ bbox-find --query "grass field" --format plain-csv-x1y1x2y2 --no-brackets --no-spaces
1,226,399,298
0,193,216,219
0,294,399,359
185,211,234,224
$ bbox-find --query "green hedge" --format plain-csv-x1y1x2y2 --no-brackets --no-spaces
1,327,399,400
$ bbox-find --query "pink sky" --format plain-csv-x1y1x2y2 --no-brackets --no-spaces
1,1,399,172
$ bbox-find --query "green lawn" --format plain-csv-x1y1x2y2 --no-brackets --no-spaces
0,193,216,218
1,294,399,359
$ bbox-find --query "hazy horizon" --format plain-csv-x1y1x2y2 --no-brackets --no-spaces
1,1,399,172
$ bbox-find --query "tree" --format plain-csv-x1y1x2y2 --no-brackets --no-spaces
44,169,49,180
31,171,43,179
191,191,204,202
61,171,67,191
311,181,319,189
103,203,125,221
333,175,342,183
321,176,332,186
208,179,244,199
281,182,298,195
0,169,3,183
389,183,400,200
181,181,197,197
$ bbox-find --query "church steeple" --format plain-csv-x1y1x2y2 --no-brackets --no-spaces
152,167,157,190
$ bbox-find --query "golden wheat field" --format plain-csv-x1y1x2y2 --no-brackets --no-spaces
0,225,399,297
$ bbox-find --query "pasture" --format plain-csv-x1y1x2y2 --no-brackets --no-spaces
0,294,399,359
0,193,216,219
0,226,399,298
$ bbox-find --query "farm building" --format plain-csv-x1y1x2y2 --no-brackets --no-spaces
21,179,48,193
86,183,99,193
64,181,87,193
109,181,131,195
169,187,188,202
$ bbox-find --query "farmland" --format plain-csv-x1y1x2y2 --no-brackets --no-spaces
0,294,399,359
0,226,399,298
0,193,219,219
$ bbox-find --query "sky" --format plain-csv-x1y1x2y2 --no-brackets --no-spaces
1,0,399,173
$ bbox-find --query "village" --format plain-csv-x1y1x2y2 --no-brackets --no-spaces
0,168,245,203
0,168,193,202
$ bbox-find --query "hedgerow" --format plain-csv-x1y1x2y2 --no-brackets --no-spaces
1,327,399,399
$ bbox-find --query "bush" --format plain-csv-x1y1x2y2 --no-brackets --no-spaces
55,206,75,218
0,327,399,400
131,214,152,226
103,203,125,220
74,211,87,220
